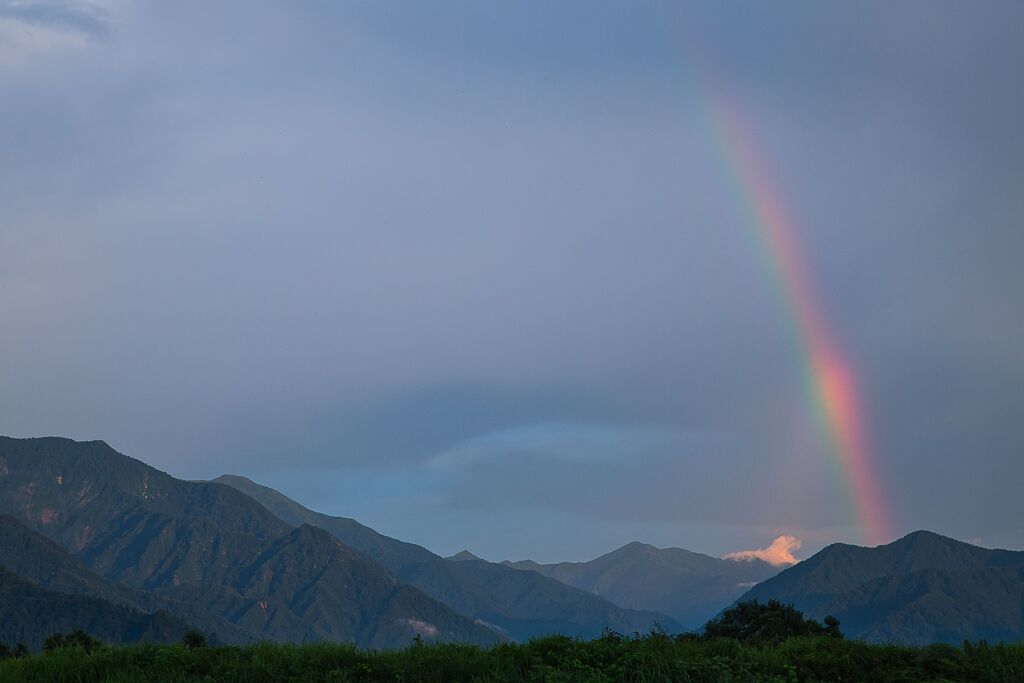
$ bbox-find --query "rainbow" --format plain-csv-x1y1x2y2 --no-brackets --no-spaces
696,89,891,547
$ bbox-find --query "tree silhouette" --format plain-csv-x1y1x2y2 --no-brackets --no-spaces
703,600,842,643
182,629,207,649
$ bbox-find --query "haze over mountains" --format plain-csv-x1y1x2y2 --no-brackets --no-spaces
1,436,1022,649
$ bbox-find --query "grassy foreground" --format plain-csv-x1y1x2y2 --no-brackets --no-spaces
1,633,1023,683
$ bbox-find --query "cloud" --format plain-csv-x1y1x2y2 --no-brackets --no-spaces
430,422,690,470
0,0,109,66
0,0,109,35
723,535,802,566
433,422,825,528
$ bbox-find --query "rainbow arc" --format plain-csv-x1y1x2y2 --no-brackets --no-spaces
700,89,891,547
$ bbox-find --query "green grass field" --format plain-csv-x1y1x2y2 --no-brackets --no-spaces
1,633,1022,682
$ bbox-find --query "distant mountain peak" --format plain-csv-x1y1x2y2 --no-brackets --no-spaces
890,529,964,546
617,541,658,553
503,539,781,628
809,530,973,563
447,549,482,562
213,474,256,485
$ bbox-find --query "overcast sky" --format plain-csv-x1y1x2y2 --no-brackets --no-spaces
2,0,1022,562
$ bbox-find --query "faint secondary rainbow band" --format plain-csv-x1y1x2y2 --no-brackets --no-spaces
699,90,891,547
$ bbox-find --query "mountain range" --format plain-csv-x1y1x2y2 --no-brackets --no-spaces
0,437,495,648
2,435,1022,648
212,474,678,640
503,542,780,629
0,436,671,647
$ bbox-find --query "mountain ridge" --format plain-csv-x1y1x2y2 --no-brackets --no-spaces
214,472,680,640
6,436,1020,647
503,539,780,628
0,515,198,649
0,436,498,648
737,530,1024,643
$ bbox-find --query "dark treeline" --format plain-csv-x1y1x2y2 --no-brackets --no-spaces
0,602,1021,682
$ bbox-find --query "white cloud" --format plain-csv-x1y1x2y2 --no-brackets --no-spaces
723,535,802,566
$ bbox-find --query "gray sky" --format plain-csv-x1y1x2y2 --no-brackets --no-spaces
2,0,1022,562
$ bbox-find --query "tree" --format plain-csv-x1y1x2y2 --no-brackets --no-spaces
42,633,65,653
824,615,842,639
66,630,101,653
43,630,102,653
182,629,207,649
703,600,842,643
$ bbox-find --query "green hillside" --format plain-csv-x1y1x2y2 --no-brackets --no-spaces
0,566,189,651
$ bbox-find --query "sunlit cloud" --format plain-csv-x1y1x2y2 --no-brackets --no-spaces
723,535,802,566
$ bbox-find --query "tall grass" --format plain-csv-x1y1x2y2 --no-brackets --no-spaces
1,633,1022,682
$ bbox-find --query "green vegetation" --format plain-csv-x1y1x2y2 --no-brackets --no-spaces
703,600,842,644
42,630,103,654
0,564,191,651
2,608,1018,682
181,630,207,650
1,631,1022,682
